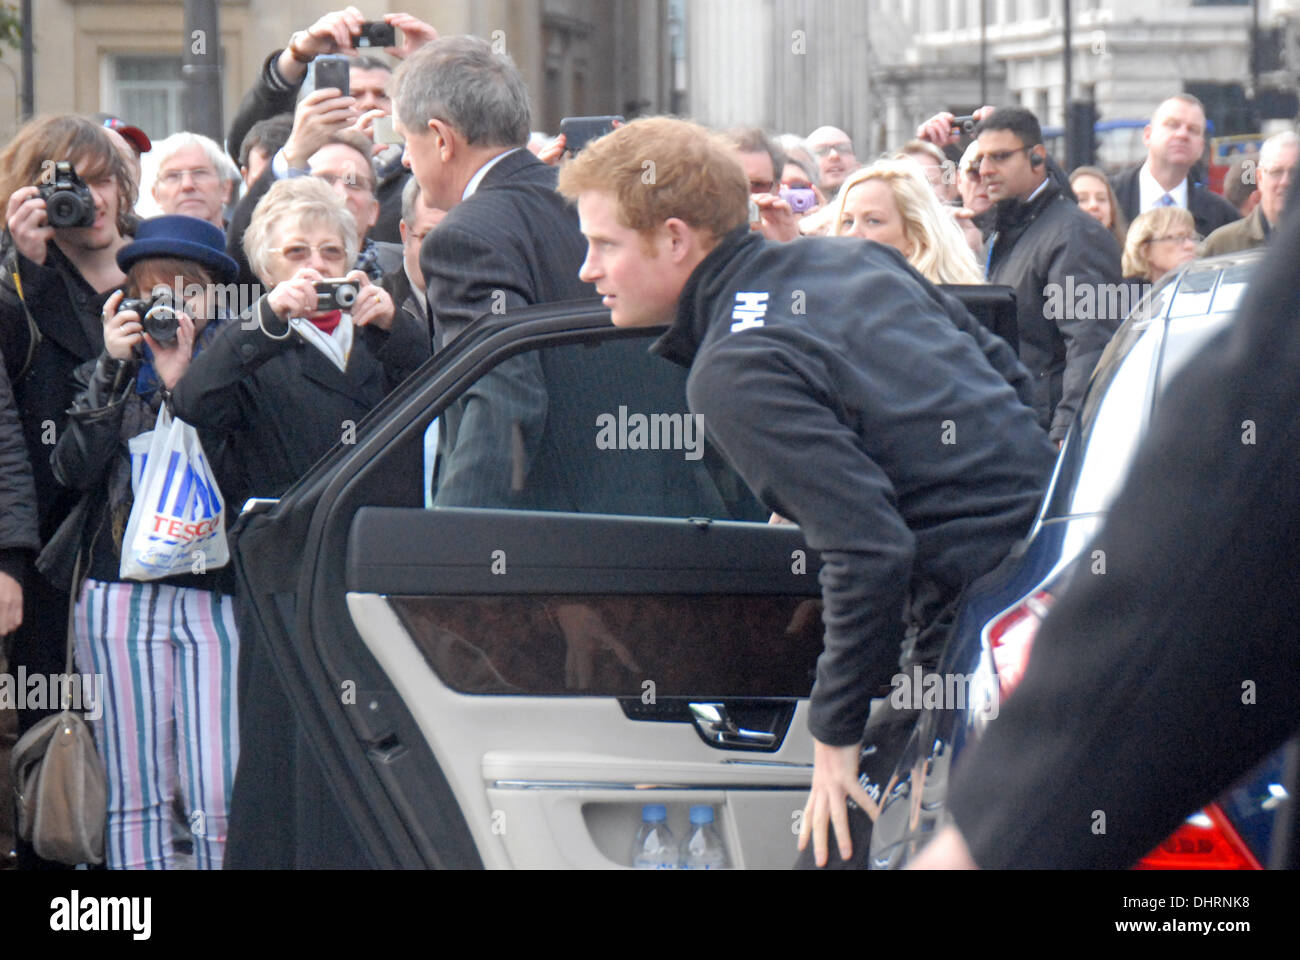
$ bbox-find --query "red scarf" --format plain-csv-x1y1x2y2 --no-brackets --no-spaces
309,309,343,335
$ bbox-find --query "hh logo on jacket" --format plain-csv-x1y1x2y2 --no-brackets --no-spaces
731,291,769,332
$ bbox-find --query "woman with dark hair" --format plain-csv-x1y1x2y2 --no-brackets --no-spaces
1069,166,1127,249
48,214,242,869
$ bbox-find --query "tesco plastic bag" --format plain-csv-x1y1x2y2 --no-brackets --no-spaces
119,405,229,580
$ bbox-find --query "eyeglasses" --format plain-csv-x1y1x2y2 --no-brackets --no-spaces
157,167,218,186
980,146,1033,167
811,142,854,159
1260,165,1294,180
316,171,375,194
268,242,349,262
1144,232,1202,246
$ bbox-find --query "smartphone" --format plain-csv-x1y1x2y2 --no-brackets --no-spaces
373,116,404,145
353,21,397,49
559,115,624,155
314,55,350,97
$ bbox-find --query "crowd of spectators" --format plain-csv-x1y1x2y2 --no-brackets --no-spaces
1,2,1296,871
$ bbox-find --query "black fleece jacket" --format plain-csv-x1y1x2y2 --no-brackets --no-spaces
652,229,1058,746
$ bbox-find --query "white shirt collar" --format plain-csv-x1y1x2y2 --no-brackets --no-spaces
1138,160,1188,213
462,148,521,201
405,262,427,312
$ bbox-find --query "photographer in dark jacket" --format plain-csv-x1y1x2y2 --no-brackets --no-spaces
558,117,1057,869
0,351,38,638
975,107,1122,443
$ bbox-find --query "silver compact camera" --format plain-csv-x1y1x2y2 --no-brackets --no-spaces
313,279,359,311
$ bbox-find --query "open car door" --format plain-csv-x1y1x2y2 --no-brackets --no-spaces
232,302,825,868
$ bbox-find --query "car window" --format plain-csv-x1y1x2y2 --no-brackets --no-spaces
1043,311,1165,520
425,334,767,521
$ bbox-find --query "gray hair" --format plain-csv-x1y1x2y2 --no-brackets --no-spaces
400,174,422,229
152,131,239,184
392,35,531,148
244,177,359,283
1260,131,1300,170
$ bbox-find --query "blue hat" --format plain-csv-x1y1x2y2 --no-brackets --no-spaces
117,215,239,284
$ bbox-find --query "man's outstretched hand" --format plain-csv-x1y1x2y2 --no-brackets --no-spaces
797,738,880,866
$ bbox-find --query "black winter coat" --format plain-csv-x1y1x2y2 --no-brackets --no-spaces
985,178,1124,441
0,345,38,585
654,228,1058,747
0,242,110,543
169,296,430,506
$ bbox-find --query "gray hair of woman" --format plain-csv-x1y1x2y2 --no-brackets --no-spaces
244,176,360,283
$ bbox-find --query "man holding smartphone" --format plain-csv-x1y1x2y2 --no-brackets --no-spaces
224,7,441,245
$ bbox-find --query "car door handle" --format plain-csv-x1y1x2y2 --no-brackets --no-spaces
689,702,777,748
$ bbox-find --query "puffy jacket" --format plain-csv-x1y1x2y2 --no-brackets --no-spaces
652,228,1058,747
985,178,1124,441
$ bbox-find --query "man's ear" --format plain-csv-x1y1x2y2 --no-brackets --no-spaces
1143,124,1153,150
663,217,697,262
399,219,409,244
428,118,456,162
366,197,380,230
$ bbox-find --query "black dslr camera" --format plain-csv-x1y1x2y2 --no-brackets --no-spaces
120,288,181,347
38,162,96,228
313,279,359,311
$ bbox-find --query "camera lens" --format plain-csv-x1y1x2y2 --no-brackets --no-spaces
334,283,358,309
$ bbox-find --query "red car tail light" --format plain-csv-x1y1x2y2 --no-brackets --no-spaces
986,590,1054,701
1135,804,1262,869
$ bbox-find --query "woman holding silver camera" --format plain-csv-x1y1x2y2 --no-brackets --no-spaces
47,214,241,870
170,175,427,506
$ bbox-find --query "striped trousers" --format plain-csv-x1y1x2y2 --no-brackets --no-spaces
73,579,240,870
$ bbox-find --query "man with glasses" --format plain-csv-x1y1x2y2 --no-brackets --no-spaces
806,126,862,200
150,132,239,229
727,127,800,242
1201,131,1298,256
976,107,1122,444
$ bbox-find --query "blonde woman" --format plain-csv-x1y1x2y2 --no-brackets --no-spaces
1122,206,1199,284
832,159,984,284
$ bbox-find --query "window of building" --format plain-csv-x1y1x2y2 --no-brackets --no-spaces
109,55,184,140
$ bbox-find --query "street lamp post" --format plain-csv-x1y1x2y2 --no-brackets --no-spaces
182,0,222,140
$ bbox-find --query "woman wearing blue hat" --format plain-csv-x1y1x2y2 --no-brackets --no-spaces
46,214,242,870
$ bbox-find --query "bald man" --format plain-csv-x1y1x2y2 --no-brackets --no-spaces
806,125,862,200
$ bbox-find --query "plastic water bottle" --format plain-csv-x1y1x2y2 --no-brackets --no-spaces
631,804,678,869
680,805,727,869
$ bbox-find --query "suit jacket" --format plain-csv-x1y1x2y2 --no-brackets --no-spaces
1199,204,1269,257
421,148,591,348
1111,163,1241,239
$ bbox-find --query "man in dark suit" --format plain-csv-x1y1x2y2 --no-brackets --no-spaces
392,35,737,515
1110,94,1240,239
